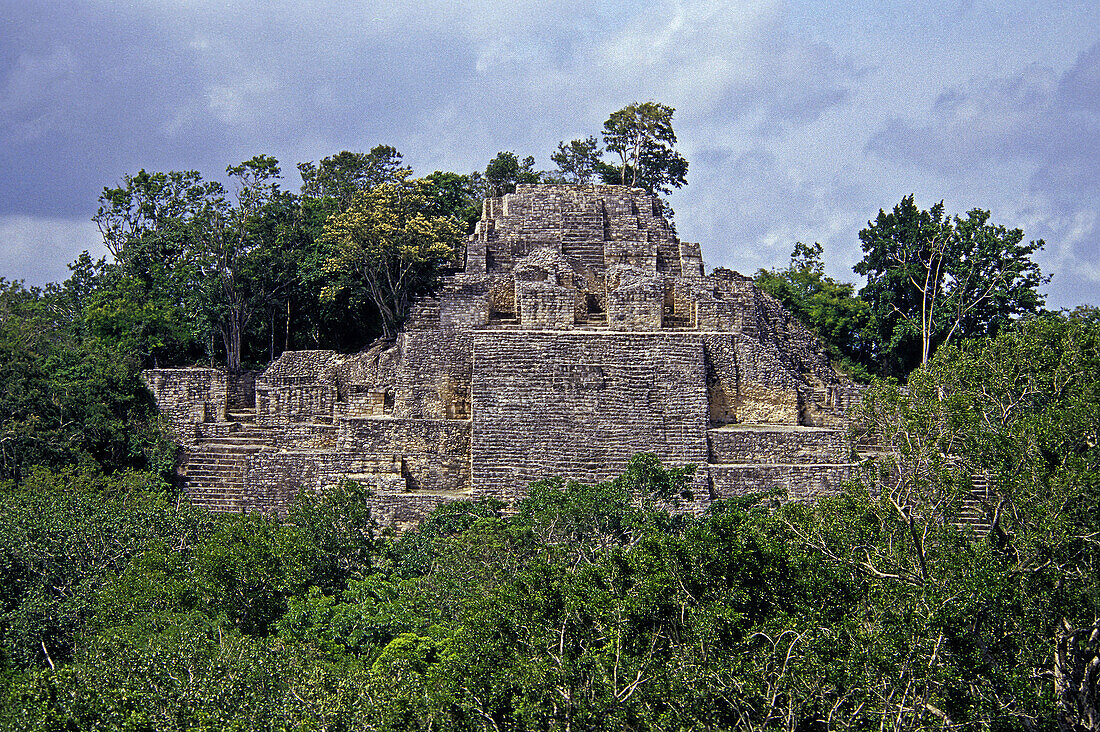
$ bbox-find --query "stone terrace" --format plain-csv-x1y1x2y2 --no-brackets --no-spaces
144,184,865,527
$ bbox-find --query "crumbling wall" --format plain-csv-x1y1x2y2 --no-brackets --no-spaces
391,330,474,419
336,417,471,493
244,451,405,515
707,425,849,464
608,278,662,330
709,463,854,501
141,368,227,443
518,282,576,328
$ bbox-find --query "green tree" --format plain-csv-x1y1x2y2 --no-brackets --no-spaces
601,102,688,195
321,176,463,340
551,136,602,184
755,241,873,381
421,170,483,232
482,151,543,196
298,146,411,216
855,195,1048,376
93,169,216,365
189,155,314,372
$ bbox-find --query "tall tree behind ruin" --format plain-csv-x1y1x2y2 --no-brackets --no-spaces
855,195,1048,377
600,102,688,195
320,176,463,340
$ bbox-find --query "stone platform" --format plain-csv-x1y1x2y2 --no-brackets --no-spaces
144,184,865,527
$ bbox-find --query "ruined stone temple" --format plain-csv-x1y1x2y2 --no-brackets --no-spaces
144,184,864,526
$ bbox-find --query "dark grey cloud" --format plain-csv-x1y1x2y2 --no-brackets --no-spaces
2,0,1097,310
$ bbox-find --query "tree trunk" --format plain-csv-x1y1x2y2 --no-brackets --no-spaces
226,309,243,374
1057,619,1100,732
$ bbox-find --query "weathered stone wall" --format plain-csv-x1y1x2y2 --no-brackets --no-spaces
608,278,662,330
227,372,256,410
441,276,491,329
336,417,471,493
244,451,405,515
256,384,337,426
475,185,681,277
707,425,849,464
518,281,576,328
470,331,710,501
702,334,803,425
141,368,227,443
390,330,474,419
709,463,855,501
262,350,342,385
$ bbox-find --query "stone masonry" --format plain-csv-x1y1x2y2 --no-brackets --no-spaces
144,184,865,527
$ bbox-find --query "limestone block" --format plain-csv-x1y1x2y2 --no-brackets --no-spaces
141,368,228,444
517,281,576,329
470,331,710,502
608,278,662,331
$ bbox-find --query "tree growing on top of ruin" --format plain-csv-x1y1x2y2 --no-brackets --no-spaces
600,102,688,195
551,136,602,184
321,175,463,340
481,151,544,196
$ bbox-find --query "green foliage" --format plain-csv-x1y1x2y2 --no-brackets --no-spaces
321,175,463,339
0,469,193,669
3,409,1098,729
482,151,544,196
755,241,873,381
422,170,484,232
551,135,602,184
298,145,411,216
855,195,1048,376
0,280,172,481
601,101,688,195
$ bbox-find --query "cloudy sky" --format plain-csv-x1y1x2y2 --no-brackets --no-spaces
3,0,1098,309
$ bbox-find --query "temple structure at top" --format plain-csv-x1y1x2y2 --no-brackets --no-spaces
144,184,863,526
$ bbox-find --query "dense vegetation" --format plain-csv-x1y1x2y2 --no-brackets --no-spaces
0,311,1096,730
1,104,1094,727
755,197,1049,381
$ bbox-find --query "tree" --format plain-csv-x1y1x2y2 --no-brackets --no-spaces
551,136,602,184
190,155,300,373
321,176,463,340
297,146,411,215
855,195,1048,376
482,151,542,196
755,242,873,381
421,171,483,232
600,102,688,195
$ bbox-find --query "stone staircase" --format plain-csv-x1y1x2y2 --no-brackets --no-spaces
706,424,858,501
578,311,608,328
955,474,993,534
180,407,275,512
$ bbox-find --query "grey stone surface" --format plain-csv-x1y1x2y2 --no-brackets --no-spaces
143,184,862,525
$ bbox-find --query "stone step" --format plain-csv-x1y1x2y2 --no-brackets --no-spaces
197,439,272,451
184,464,246,472
709,462,857,501
707,425,850,465
183,470,246,479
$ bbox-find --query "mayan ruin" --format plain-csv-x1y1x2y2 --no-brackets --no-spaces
143,184,865,526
